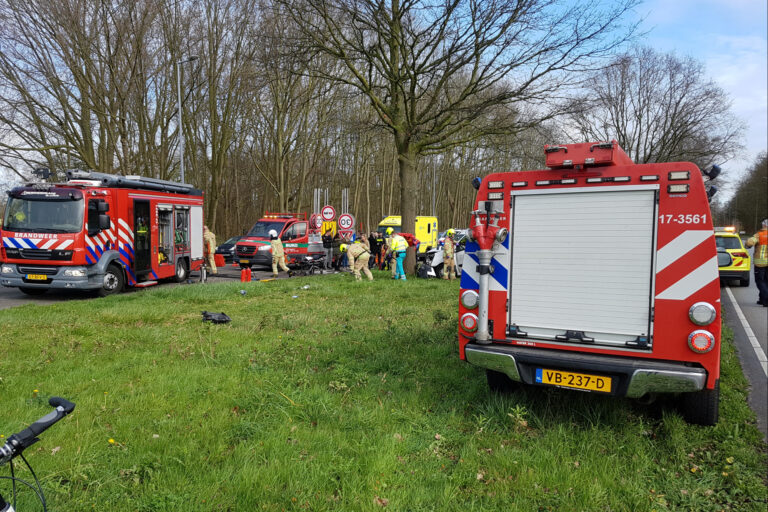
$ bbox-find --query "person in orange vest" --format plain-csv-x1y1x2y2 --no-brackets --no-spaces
746,219,768,307
269,229,292,278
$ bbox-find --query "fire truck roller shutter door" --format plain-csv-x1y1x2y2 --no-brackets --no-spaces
507,187,657,347
191,206,204,259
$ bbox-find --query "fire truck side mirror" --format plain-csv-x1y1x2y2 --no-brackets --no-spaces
98,214,111,230
97,200,110,213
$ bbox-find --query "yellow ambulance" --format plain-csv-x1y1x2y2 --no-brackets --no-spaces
378,215,438,254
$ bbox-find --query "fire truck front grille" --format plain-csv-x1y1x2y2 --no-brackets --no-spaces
18,266,58,275
6,248,74,261
20,249,52,259
237,246,256,256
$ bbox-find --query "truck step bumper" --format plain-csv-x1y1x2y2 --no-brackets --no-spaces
464,344,707,397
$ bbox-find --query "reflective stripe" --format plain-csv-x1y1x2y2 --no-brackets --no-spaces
656,230,712,272
656,256,719,300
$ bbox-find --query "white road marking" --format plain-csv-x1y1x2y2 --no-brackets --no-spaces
726,286,768,377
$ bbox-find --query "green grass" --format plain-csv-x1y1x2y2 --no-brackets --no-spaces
0,272,765,511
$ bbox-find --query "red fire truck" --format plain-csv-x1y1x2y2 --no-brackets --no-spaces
458,141,723,425
1,171,205,296
235,212,324,269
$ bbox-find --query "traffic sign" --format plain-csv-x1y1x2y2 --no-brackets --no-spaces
322,221,337,236
321,205,336,221
310,214,322,229
339,230,354,239
338,213,355,231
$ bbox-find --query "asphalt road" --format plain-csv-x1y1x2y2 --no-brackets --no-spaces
720,263,768,440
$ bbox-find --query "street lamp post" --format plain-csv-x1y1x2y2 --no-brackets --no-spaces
176,55,198,183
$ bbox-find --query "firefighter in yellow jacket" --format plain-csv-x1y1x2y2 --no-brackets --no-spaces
269,229,292,278
442,228,457,280
341,242,373,281
746,219,768,307
203,225,217,274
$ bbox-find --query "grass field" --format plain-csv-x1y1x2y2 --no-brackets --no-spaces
0,272,766,511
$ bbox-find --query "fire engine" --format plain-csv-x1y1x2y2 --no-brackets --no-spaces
1,171,205,296
236,212,323,269
459,141,723,425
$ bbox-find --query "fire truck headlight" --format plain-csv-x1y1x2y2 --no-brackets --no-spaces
63,267,86,277
688,330,715,354
461,290,479,309
689,302,716,326
1,264,13,274
460,313,478,332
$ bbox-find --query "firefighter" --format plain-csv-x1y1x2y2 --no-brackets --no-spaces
203,225,218,274
136,217,149,251
341,242,373,281
746,218,768,307
322,227,335,271
269,229,292,278
442,228,457,280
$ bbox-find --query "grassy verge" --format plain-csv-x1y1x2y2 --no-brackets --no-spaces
0,272,765,511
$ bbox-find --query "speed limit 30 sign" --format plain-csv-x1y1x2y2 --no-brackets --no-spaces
338,213,355,231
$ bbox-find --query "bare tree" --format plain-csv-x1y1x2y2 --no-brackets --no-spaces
277,0,638,271
564,46,744,168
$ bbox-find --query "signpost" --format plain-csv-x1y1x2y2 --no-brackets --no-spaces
338,213,355,231
321,205,336,222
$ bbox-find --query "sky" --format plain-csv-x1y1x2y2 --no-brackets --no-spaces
636,0,768,200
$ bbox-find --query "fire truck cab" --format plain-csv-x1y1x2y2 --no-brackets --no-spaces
1,171,204,296
459,141,722,425
236,212,323,269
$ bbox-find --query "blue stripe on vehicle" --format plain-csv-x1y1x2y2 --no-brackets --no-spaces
86,254,93,265
87,246,99,262
535,368,542,383
119,247,133,264
22,238,38,249
151,270,158,279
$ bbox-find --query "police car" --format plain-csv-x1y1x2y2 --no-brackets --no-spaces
715,227,751,286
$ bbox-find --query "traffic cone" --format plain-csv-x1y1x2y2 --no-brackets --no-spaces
240,268,249,282
247,268,252,281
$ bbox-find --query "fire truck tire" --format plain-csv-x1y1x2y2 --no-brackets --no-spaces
174,259,188,282
19,287,48,296
486,369,516,393
679,379,719,426
98,263,124,297
739,275,750,287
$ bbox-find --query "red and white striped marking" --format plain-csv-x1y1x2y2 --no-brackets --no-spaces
655,230,719,301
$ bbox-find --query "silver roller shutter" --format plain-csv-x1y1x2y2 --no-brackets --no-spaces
508,187,657,348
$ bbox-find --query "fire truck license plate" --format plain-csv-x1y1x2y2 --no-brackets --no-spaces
26,274,48,281
535,368,611,393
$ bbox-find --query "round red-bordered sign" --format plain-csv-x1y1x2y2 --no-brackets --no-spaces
338,213,355,231
321,205,336,221
310,214,322,229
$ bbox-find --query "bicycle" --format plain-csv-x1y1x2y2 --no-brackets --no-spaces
0,397,76,512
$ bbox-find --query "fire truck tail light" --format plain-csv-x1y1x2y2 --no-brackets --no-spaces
461,290,479,309
688,330,715,353
689,302,716,326
460,313,479,332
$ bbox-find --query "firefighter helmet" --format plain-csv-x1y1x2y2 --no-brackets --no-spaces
386,227,394,235
446,228,455,237
268,229,278,238
340,243,348,253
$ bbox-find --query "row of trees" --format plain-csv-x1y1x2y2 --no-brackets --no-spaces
715,153,767,234
0,0,747,242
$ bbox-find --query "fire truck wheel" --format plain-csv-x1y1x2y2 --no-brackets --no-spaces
19,287,48,296
174,259,188,282
98,263,124,297
679,379,719,426
486,369,516,393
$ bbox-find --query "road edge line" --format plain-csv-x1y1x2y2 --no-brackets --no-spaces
725,286,768,377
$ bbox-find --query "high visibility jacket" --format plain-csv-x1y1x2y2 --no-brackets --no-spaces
391,235,408,252
747,228,768,267
271,239,285,257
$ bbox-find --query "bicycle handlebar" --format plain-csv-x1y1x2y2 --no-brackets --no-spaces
0,397,76,465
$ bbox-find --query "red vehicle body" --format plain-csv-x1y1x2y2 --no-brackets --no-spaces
1,171,204,296
459,142,722,425
236,212,324,269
